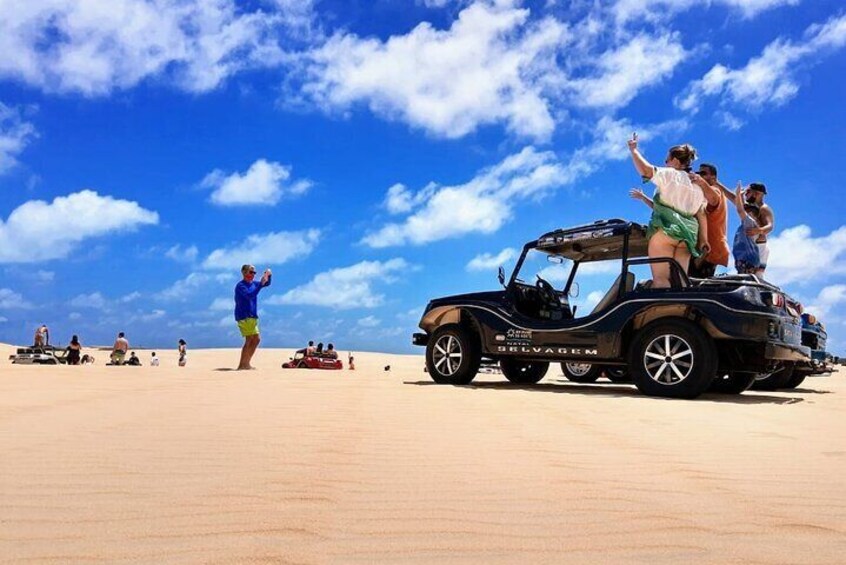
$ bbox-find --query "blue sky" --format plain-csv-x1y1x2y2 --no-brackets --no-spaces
1,0,845,354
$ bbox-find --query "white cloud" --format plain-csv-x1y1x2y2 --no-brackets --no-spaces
0,190,158,264
165,244,199,264
0,288,31,309
569,32,687,109
202,229,320,270
69,292,109,310
612,0,798,24
34,270,54,282
467,248,517,271
539,260,622,283
68,312,82,320
677,13,846,114
202,159,313,207
363,117,682,248
0,0,315,96
766,225,846,285
209,297,232,311
357,315,381,327
140,309,166,322
121,291,142,303
268,258,408,309
363,147,566,247
295,1,568,139
156,272,214,302
0,316,8,323
805,285,846,321
0,102,37,174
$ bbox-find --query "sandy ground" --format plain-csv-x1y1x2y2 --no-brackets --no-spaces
1,343,845,564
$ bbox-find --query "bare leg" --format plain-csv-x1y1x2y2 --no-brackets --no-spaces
648,229,679,289
238,337,253,370
246,335,261,369
673,245,692,278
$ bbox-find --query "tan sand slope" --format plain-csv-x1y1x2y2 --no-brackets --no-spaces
1,343,845,563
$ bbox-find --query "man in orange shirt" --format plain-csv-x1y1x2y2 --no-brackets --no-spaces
688,163,730,278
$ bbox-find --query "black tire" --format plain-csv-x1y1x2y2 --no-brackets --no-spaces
561,362,602,383
782,371,808,390
500,359,549,384
710,372,757,394
752,364,794,390
604,366,631,383
425,325,481,385
629,319,717,399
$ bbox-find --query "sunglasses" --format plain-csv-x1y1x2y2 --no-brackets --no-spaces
246,270,257,275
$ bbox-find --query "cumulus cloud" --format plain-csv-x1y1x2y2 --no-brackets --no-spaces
69,292,109,310
766,225,846,285
677,13,846,115
362,147,566,247
0,102,37,174
294,1,568,139
612,0,799,24
202,159,313,207
357,315,381,327
268,258,408,309
0,0,316,96
202,229,320,270
467,248,517,271
0,288,31,309
569,32,687,109
209,297,232,311
165,244,199,264
805,285,846,320
0,190,158,263
156,272,216,302
363,117,682,248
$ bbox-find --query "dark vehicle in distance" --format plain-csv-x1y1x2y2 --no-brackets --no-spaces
413,219,810,399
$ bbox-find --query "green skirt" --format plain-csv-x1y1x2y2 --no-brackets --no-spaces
647,196,701,258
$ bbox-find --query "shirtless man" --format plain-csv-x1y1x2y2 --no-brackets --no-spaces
111,332,129,364
719,181,774,276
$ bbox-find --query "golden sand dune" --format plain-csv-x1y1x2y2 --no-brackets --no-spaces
1,343,845,563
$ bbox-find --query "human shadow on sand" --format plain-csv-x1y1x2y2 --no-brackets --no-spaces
404,379,804,405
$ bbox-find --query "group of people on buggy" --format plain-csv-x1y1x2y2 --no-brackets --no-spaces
627,133,774,288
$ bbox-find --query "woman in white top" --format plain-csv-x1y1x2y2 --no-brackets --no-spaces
628,133,710,288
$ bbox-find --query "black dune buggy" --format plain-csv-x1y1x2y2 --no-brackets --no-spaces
413,219,810,399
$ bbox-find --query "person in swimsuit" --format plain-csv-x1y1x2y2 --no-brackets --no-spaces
33,324,49,349
731,184,763,275
66,335,82,365
719,181,773,277
628,133,710,288
178,339,187,367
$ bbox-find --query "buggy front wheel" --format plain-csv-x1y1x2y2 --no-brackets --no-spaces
425,325,481,385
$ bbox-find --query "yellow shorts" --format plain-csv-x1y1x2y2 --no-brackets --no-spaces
237,318,260,337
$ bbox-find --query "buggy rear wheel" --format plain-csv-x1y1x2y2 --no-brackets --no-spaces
629,319,716,399
782,370,808,389
561,362,602,383
425,325,480,385
500,359,549,384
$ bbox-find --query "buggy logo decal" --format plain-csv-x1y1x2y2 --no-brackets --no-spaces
506,329,532,340
497,346,599,356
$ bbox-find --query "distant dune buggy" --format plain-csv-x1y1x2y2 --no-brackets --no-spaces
282,350,343,370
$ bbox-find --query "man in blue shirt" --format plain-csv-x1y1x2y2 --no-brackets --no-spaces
235,264,272,370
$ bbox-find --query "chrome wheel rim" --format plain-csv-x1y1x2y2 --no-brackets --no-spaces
433,334,462,376
643,334,693,385
566,362,592,377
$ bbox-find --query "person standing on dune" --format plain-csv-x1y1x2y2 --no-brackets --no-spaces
235,264,272,370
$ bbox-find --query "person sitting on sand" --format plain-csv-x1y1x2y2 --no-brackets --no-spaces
178,339,187,367
150,352,160,367
33,324,49,349
66,335,82,365
326,343,338,359
628,133,709,287
110,332,129,365
127,351,141,366
81,354,94,364
306,341,316,356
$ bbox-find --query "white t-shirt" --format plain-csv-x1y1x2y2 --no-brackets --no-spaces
651,167,705,216
151,357,160,366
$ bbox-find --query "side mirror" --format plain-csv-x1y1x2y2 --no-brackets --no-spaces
497,266,506,287
569,282,580,298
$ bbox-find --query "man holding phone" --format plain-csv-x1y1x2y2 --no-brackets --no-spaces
235,264,272,370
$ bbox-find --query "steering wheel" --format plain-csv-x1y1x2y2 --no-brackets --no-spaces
535,276,558,306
